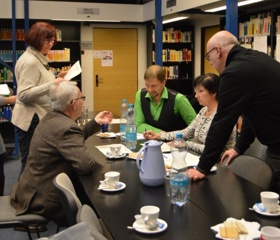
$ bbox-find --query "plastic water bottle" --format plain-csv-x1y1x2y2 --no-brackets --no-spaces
120,99,128,144
125,103,137,150
170,132,188,207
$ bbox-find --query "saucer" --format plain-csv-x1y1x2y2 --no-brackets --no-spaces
98,182,126,192
132,219,167,234
105,152,126,159
252,203,280,216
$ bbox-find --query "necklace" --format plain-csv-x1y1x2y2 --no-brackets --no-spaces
206,106,217,115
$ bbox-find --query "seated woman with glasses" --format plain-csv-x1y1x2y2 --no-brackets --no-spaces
144,73,236,155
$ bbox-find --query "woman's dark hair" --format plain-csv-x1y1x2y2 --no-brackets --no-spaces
25,22,56,51
193,73,220,99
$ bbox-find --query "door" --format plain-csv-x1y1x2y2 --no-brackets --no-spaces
93,28,138,116
202,25,220,75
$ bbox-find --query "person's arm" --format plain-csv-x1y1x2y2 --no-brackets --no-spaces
82,111,113,139
59,124,95,175
174,94,196,125
134,90,162,133
0,96,16,106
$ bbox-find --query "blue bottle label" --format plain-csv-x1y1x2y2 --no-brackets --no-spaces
126,132,136,141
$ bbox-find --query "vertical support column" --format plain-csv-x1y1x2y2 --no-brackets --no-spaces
225,0,238,38
155,0,163,66
24,0,29,49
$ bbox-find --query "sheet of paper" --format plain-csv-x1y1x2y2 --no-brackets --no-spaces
64,60,82,80
0,84,10,95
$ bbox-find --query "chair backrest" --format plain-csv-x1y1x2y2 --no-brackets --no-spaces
244,138,267,161
76,204,108,240
53,173,82,227
221,155,274,190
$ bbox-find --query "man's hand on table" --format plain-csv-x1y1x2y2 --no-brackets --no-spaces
187,168,206,181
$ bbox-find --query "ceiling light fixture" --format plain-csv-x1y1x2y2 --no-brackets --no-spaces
51,19,121,22
204,0,264,13
162,14,189,24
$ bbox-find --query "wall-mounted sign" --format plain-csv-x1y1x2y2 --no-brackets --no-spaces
81,41,93,50
77,8,100,15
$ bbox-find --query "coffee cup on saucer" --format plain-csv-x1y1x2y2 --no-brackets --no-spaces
109,144,122,157
101,171,120,189
261,226,280,240
140,205,160,229
260,191,279,213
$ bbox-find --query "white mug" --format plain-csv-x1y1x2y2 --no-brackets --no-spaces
140,205,160,229
261,226,280,240
260,191,279,213
103,171,120,189
110,144,122,157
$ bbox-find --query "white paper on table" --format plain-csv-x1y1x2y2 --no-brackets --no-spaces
110,118,127,124
95,144,132,156
64,61,82,80
0,84,10,95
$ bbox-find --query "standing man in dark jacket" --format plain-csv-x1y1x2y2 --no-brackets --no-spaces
188,30,280,194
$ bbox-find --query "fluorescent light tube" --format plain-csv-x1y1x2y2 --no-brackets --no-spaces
162,16,189,24
205,0,264,13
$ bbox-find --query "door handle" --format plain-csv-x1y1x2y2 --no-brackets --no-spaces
95,74,103,87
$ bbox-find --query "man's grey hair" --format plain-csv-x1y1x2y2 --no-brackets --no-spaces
50,80,78,112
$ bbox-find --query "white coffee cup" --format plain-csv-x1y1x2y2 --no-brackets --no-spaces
261,226,280,240
110,144,122,157
140,205,160,229
260,191,279,213
103,171,120,189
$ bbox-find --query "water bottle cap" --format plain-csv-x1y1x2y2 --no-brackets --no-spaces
176,132,183,139
122,99,127,103
128,103,134,108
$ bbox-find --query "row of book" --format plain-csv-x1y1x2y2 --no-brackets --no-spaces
153,48,191,62
164,66,179,79
0,68,13,82
47,48,70,62
239,12,272,36
0,28,62,41
0,50,24,62
153,29,192,43
49,65,72,77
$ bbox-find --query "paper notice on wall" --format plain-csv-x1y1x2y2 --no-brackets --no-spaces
64,61,82,80
101,50,113,67
253,36,267,54
276,35,280,62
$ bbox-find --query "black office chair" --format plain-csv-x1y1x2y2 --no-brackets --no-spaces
0,195,48,240
53,173,82,227
221,155,274,190
244,138,267,161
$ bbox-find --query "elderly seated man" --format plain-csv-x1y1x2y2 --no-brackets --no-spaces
10,80,112,226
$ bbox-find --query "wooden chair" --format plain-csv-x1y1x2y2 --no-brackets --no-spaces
0,195,48,240
221,155,274,190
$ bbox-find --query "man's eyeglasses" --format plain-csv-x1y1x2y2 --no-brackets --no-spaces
204,47,216,61
71,96,86,104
